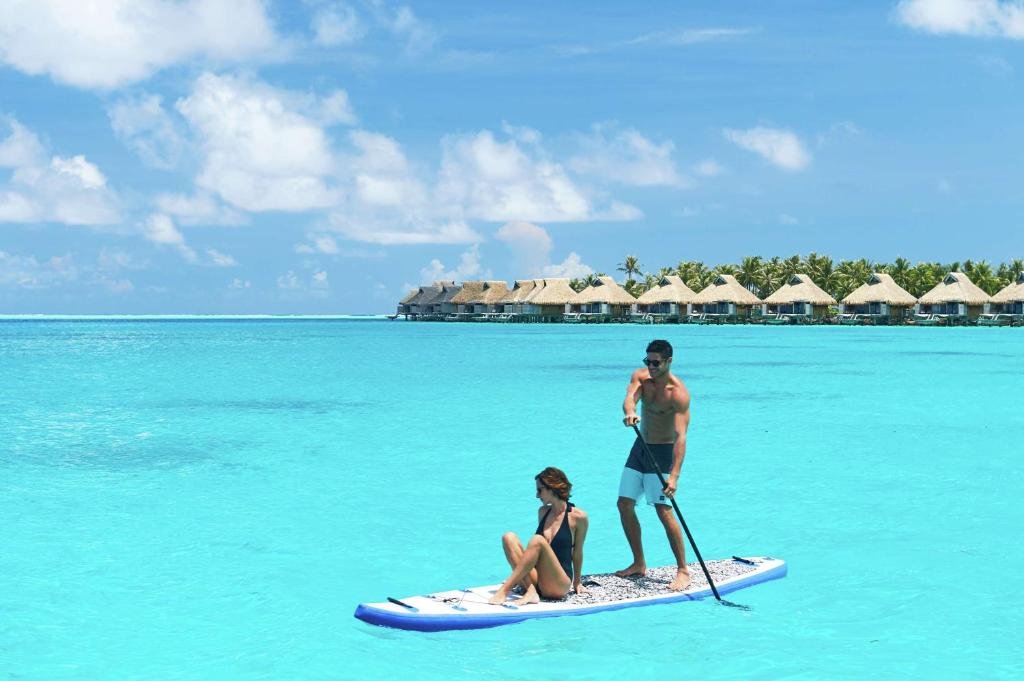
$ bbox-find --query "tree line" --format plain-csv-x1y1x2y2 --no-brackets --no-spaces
569,254,1024,300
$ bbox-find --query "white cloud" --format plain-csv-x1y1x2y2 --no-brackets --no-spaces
570,124,688,188
206,249,238,267
142,213,197,262
895,0,1024,38
176,72,343,212
276,268,329,297
380,4,437,55
229,277,251,289
541,252,593,279
50,155,107,189
438,129,640,222
0,118,45,167
693,159,723,177
319,90,358,126
154,191,247,226
419,245,490,283
495,220,594,279
277,270,301,290
779,213,799,225
108,95,184,169
495,220,552,275
0,250,79,289
98,248,149,272
723,126,811,171
103,278,135,294
629,27,756,46
0,0,279,89
0,121,121,225
331,216,482,245
348,129,426,207
312,2,365,46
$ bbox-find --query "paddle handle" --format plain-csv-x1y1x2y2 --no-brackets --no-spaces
630,424,722,601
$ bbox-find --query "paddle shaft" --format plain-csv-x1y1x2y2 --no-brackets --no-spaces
630,424,722,601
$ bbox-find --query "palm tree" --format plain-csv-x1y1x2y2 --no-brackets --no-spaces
737,255,764,296
761,256,784,297
806,252,836,297
780,254,804,282
834,259,872,300
885,257,912,291
675,260,709,291
617,255,642,287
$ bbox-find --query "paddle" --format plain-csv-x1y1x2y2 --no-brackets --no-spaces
630,424,746,608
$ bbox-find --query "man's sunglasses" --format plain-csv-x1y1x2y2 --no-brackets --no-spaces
642,358,668,368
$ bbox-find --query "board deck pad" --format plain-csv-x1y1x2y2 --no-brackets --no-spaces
354,556,785,631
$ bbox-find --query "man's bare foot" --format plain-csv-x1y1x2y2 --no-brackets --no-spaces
669,569,691,591
488,589,509,605
514,585,540,606
614,562,647,578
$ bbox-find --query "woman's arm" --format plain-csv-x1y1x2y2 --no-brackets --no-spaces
571,510,589,592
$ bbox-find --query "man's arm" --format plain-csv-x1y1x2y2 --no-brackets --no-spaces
663,396,690,497
622,369,644,426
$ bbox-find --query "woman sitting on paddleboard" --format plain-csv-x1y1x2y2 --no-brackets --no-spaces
488,467,590,605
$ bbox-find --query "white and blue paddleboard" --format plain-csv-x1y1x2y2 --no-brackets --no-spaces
354,555,785,631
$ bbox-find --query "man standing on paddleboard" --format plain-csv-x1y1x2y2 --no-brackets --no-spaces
617,339,692,591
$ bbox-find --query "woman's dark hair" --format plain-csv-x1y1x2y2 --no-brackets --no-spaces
535,467,572,501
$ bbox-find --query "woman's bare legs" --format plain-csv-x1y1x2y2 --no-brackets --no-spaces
500,532,538,593
489,534,570,605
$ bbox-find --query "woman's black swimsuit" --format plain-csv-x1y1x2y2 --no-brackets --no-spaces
535,502,574,591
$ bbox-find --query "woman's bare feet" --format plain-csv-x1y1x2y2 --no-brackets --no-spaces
514,584,540,606
614,562,647,578
488,589,509,605
669,568,691,591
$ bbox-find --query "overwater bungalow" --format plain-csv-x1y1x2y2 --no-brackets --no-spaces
396,288,418,318
405,281,448,319
840,273,916,324
916,272,990,324
522,278,578,322
571,276,636,321
989,272,1024,319
435,281,463,317
634,275,696,322
690,274,762,322
763,273,836,321
478,281,511,317
449,281,486,318
500,279,540,318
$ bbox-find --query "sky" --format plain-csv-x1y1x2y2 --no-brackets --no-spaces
1,0,1023,314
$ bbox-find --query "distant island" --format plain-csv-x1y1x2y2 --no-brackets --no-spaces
396,254,1024,326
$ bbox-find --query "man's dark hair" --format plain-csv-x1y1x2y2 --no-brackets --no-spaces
647,339,672,357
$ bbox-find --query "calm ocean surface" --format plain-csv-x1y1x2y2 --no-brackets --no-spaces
2,320,1021,680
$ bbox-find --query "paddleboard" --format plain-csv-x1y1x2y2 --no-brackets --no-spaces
354,555,785,631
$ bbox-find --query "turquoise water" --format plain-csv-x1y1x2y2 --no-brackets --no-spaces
2,320,1021,679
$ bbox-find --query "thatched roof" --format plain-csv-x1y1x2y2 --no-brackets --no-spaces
529,278,579,305
841,273,916,306
992,272,1024,303
918,272,991,305
691,274,762,305
408,281,449,306
450,281,485,304
436,282,462,303
764,273,836,305
399,288,419,305
636,275,696,304
503,279,537,303
479,280,510,304
522,279,547,302
575,276,636,305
